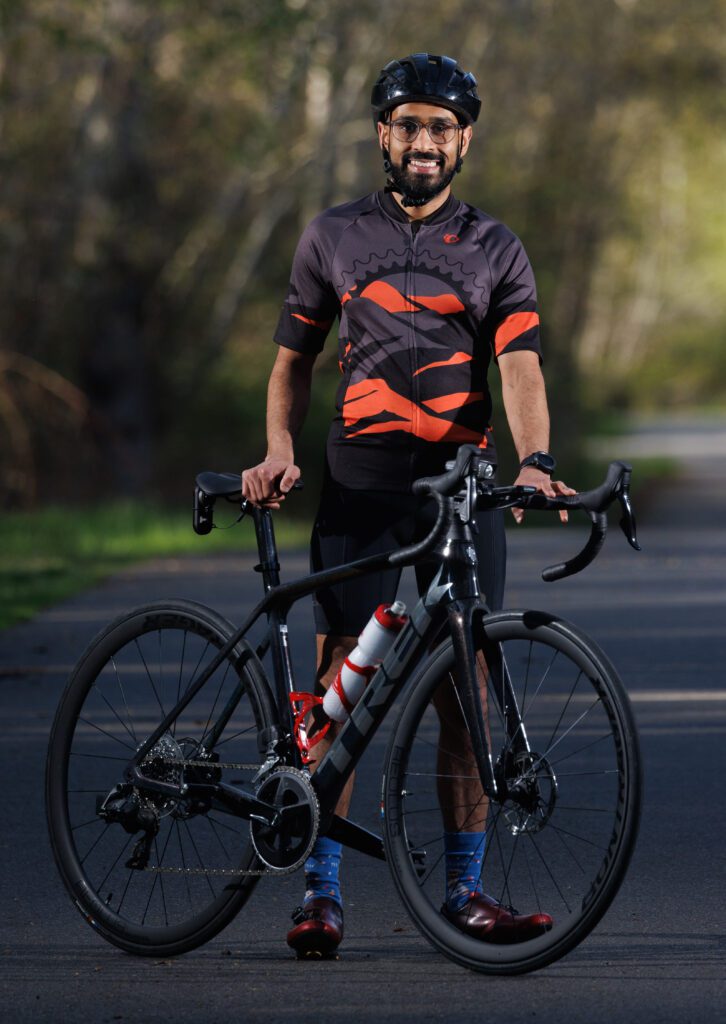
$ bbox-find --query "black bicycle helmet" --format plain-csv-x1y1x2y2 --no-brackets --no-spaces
371,52,481,126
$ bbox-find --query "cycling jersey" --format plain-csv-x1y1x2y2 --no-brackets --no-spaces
274,190,542,492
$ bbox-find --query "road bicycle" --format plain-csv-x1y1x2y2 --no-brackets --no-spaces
46,444,642,975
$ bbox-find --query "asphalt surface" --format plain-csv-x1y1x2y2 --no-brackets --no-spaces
2,457,726,1023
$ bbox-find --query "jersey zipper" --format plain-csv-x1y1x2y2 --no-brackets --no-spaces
407,223,419,489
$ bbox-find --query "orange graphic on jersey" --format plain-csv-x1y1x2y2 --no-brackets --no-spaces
413,352,472,376
292,312,333,329
422,391,483,414
494,311,540,356
343,378,487,447
338,341,352,374
358,281,464,316
360,281,417,312
409,294,465,314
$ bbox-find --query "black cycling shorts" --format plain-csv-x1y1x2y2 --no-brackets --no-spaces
310,487,506,637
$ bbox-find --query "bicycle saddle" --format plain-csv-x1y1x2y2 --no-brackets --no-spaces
195,472,242,499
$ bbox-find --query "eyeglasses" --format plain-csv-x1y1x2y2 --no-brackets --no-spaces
389,118,464,145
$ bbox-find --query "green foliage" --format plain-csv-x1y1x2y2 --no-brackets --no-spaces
1,0,725,506
0,501,311,628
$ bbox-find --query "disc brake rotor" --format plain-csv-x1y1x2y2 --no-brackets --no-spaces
503,751,558,835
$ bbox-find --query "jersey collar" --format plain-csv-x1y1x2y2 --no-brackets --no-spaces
377,189,459,226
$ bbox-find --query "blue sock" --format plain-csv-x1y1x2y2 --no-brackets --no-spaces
444,831,486,911
303,837,342,907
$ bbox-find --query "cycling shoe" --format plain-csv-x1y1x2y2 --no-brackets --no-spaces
442,893,553,944
287,897,344,959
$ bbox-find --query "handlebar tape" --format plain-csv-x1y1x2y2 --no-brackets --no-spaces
388,492,453,566
541,512,608,582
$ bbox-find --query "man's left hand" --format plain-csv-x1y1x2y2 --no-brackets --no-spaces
511,467,576,524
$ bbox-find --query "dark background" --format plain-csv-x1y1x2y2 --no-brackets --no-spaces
2,0,725,510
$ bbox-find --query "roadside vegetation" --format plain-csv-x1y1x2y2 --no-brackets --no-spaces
0,451,673,629
0,1,721,625
0,503,310,629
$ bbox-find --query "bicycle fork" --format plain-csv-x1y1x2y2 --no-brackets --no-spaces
448,600,533,805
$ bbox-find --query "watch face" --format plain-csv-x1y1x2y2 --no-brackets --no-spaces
537,453,556,473
523,452,556,473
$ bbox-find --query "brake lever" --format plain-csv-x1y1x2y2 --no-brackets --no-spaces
617,489,641,550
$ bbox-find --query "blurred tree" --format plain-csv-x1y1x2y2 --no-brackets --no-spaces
0,0,724,505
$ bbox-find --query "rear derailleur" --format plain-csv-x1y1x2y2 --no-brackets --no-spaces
96,785,159,870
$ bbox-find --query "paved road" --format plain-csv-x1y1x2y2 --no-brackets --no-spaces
2,477,726,1022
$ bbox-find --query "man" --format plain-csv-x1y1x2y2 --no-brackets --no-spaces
242,53,573,958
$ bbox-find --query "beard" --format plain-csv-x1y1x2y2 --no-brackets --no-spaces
387,150,458,205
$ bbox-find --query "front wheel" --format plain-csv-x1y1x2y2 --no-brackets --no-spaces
382,611,641,974
46,600,276,957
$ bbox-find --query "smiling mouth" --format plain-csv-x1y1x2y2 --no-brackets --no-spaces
405,157,443,174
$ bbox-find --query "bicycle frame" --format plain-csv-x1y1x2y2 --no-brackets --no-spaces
123,500,531,855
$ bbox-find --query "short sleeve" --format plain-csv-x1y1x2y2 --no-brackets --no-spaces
273,216,340,355
486,230,542,363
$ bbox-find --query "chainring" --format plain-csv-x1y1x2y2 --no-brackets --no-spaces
250,766,319,872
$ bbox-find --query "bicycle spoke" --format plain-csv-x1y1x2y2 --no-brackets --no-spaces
133,638,166,720
206,814,246,837
182,820,217,897
96,834,134,896
182,641,211,700
174,628,188,731
71,816,106,832
111,655,138,745
92,681,137,746
543,669,584,757
214,723,258,748
78,716,136,752
70,751,130,762
78,822,111,864
115,855,137,917
206,815,232,861
551,821,587,875
525,831,572,914
199,660,232,749
528,697,602,772
546,730,614,770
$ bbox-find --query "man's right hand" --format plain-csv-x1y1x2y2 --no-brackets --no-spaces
241,457,301,509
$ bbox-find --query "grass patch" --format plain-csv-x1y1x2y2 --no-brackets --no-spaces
0,502,311,630
1,453,679,629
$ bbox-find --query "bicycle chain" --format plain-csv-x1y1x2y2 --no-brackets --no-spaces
142,759,309,877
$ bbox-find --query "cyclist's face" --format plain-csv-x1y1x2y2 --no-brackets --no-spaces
377,102,472,194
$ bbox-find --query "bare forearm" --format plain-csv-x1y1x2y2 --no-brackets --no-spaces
241,347,315,507
499,351,550,461
266,350,314,461
498,349,575,523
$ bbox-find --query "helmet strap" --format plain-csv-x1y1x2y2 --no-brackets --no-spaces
454,133,464,174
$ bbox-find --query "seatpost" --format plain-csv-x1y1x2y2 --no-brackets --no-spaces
251,507,281,591
251,506,299,754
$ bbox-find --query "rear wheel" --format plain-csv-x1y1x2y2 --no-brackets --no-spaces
46,600,276,956
383,611,641,974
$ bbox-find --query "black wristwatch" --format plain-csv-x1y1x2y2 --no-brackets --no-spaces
519,451,557,475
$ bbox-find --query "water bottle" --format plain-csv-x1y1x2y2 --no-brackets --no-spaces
322,600,408,723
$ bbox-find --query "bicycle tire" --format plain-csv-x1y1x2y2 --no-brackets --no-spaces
382,610,641,974
46,599,277,957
